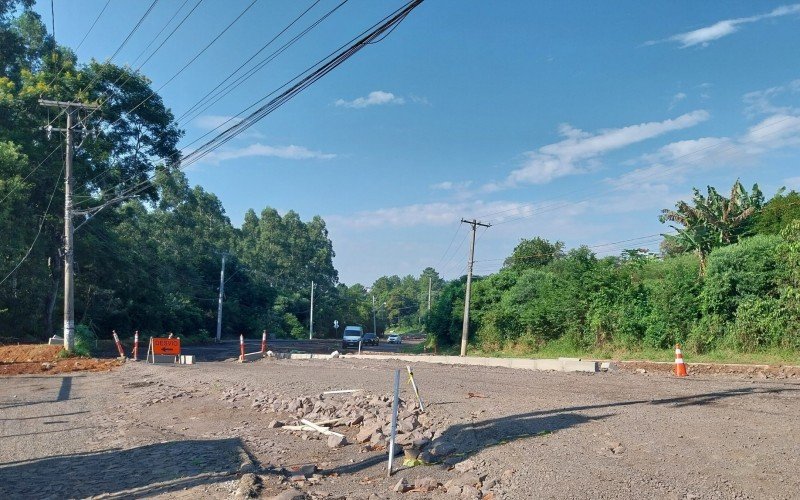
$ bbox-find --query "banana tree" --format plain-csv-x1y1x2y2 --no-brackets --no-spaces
660,180,763,275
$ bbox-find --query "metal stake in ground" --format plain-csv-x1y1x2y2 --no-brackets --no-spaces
406,365,425,412
388,369,401,476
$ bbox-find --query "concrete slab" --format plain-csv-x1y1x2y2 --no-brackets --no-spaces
339,353,598,373
239,352,264,363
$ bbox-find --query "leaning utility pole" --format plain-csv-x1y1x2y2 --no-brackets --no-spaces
427,277,432,312
309,281,316,339
459,218,491,356
39,99,98,352
215,253,226,342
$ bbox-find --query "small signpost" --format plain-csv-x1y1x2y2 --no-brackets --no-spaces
147,337,181,364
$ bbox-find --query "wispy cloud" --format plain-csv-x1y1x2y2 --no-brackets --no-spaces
334,90,405,109
648,4,800,48
430,180,472,191
202,143,336,163
742,79,800,117
669,92,687,110
326,200,586,229
193,115,242,130
612,112,800,190
485,110,710,190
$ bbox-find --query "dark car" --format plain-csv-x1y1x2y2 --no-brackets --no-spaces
362,333,378,346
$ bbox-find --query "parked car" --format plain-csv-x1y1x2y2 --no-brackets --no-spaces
387,334,401,344
342,326,364,349
362,333,378,346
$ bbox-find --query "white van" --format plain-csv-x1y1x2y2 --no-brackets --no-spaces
342,325,364,349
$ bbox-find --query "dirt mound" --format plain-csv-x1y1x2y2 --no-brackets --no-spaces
0,344,62,363
0,344,122,376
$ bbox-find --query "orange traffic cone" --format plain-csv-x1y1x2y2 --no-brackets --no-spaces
674,343,688,377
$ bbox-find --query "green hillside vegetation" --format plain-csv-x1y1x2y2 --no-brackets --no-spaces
425,185,800,359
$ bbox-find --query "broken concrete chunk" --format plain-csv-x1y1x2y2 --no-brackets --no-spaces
267,420,285,429
234,473,262,499
393,478,409,493
414,476,440,492
327,434,347,448
454,458,476,473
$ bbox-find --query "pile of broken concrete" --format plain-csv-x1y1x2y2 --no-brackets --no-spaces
249,390,449,460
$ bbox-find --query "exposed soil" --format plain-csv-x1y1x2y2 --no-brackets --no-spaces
617,360,800,379
0,351,798,499
0,344,122,375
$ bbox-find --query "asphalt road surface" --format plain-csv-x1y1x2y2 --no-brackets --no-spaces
185,337,417,361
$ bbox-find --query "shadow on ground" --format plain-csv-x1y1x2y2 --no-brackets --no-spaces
0,438,261,498
326,384,799,476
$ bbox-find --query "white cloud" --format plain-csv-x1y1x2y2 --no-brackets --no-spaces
612,112,800,190
650,4,800,48
430,180,472,191
741,113,800,151
669,92,687,110
326,200,587,230
334,90,405,109
742,79,800,117
193,115,243,130
202,143,336,163
488,110,710,189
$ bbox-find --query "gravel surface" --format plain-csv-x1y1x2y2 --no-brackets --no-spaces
1,356,798,499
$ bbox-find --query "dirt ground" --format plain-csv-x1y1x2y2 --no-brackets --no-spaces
0,354,798,499
0,344,122,375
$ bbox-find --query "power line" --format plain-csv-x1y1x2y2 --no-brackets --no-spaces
92,0,258,130
173,0,334,127
0,144,62,206
0,156,64,286
46,0,161,128
43,0,112,92
474,114,800,227
79,0,333,194
83,0,425,217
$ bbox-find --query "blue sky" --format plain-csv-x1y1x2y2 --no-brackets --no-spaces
40,1,800,284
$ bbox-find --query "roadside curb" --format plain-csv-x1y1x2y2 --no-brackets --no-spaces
276,352,598,373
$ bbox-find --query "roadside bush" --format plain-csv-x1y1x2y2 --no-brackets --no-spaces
642,254,701,348
74,324,97,357
701,234,781,320
730,297,786,350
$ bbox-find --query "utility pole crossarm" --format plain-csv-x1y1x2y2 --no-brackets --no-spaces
38,99,99,110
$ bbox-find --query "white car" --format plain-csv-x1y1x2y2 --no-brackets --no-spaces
387,334,401,344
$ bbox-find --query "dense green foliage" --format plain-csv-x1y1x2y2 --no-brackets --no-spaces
0,3,446,341
427,183,800,355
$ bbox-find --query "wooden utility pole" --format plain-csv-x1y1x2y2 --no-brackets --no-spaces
215,253,226,342
309,281,316,339
39,99,98,352
459,219,490,356
427,276,432,311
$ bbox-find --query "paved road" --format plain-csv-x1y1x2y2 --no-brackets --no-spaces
184,337,419,361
